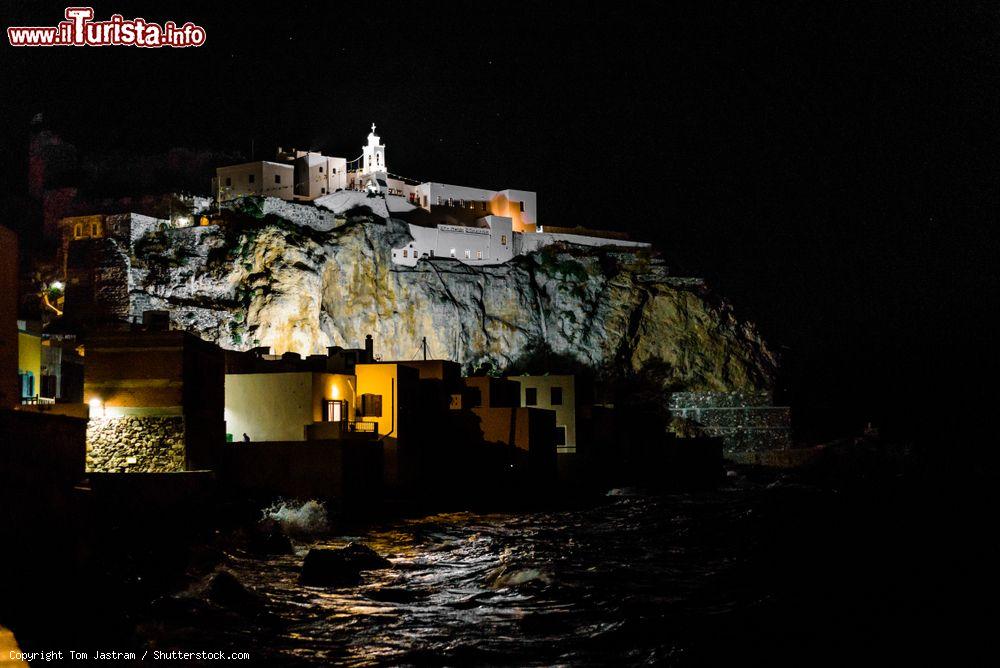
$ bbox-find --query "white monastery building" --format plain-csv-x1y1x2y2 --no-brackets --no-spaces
392,216,514,266
214,124,649,267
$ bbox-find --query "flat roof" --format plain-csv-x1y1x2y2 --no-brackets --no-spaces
217,160,293,170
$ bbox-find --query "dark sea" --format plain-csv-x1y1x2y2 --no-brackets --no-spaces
132,470,983,667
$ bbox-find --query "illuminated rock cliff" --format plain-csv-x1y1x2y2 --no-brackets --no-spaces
126,198,777,395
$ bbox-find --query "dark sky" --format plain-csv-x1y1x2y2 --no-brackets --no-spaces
2,1,997,443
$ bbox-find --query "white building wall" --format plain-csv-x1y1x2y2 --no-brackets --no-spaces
416,182,500,209
518,231,651,254
409,183,537,231
391,216,515,267
437,225,492,261
294,153,348,200
499,189,538,229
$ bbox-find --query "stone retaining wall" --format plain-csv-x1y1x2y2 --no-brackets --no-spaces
668,391,792,455
86,416,186,472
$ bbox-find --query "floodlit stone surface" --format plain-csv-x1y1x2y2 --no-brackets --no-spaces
86,416,185,472
124,199,776,396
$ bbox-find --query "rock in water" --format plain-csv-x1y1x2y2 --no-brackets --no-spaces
204,570,266,614
300,542,392,586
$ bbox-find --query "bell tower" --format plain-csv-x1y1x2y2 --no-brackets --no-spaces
361,123,386,176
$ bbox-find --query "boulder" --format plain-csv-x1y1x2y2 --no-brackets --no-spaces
299,542,391,586
204,570,267,615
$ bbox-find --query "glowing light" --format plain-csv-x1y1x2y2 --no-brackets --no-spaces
88,398,104,418
51,281,64,291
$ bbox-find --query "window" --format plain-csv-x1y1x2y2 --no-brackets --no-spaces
501,234,507,245
551,386,563,405
321,187,326,194
429,249,434,257
555,425,567,446
275,174,282,184
73,224,83,239
248,173,255,184
476,250,483,259
450,248,456,257
464,249,471,259
480,201,487,211
225,177,232,187
437,196,442,205
519,201,525,212
469,200,475,210
402,249,408,258
19,371,34,399
423,196,428,207
90,223,98,236
319,166,324,173
458,199,465,208
324,399,346,422
525,387,537,406
361,393,382,417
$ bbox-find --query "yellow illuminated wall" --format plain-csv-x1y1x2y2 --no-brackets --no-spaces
310,372,356,423
489,194,530,232
17,331,41,398
61,214,104,239
355,364,399,438
225,371,355,442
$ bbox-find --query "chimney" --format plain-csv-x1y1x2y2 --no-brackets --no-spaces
364,334,374,363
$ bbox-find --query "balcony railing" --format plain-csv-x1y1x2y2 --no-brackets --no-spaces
347,421,376,433
20,396,55,405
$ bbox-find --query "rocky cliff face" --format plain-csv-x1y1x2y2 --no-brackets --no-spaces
127,200,777,394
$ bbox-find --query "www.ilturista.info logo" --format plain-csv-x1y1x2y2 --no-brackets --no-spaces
7,7,206,48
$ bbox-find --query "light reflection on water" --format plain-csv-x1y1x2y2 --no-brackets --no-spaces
167,490,769,666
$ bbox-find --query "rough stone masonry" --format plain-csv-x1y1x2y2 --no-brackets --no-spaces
86,416,186,472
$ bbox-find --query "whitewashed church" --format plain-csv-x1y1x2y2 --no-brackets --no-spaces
215,124,648,267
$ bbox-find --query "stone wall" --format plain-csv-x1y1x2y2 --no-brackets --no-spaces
668,391,792,455
64,237,131,322
86,416,186,472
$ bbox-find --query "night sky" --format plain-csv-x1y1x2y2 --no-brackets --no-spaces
1,1,997,446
